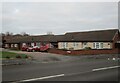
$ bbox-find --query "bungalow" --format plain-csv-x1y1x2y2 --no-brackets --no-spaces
4,35,64,50
58,29,120,50
4,29,120,52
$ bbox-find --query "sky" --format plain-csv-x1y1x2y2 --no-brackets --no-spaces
1,2,118,35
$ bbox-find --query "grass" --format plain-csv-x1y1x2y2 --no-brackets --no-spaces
0,51,30,59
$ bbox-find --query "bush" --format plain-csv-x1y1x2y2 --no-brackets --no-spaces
6,56,10,59
25,55,28,58
16,55,22,59
69,48,74,50
9,48,20,51
15,54,29,59
84,47,92,50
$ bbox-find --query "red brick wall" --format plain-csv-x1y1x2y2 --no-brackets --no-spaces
48,48,120,55
112,31,120,49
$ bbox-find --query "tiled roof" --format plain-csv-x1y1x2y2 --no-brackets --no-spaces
5,29,119,43
63,29,119,42
5,35,64,43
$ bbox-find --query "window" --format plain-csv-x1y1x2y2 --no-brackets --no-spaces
73,42,78,47
5,44,8,47
94,42,103,49
14,44,18,47
101,43,103,48
22,43,26,47
83,42,87,48
11,44,14,47
36,42,40,47
31,43,34,47
96,42,99,49
62,42,68,48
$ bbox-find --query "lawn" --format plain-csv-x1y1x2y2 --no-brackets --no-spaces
0,51,30,59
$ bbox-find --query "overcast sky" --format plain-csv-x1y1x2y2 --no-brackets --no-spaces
2,2,118,35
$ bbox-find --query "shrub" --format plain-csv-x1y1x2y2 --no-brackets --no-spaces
25,55,28,58
69,48,74,50
6,56,10,59
16,55,22,59
84,47,92,50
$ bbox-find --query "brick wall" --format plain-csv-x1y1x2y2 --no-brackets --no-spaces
48,48,120,55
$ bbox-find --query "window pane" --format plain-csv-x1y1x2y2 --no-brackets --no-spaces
83,42,87,48
100,43,103,48
15,44,18,47
73,42,78,47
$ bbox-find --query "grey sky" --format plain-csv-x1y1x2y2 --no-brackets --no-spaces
2,2,118,35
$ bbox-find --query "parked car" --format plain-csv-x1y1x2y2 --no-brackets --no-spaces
40,44,50,52
21,46,28,51
27,46,40,52
22,44,51,52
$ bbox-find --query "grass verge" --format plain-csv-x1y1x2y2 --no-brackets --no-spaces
0,51,31,59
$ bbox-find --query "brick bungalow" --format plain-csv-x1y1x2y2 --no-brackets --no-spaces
4,29,120,55
58,29,120,50
4,35,64,50
49,29,120,55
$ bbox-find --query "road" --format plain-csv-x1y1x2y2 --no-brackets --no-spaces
2,56,119,82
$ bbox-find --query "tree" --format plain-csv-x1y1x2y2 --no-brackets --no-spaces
47,31,54,35
5,32,13,36
21,32,29,36
0,33,5,36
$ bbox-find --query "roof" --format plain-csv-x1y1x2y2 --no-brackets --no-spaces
61,29,119,42
5,35,64,43
5,29,119,43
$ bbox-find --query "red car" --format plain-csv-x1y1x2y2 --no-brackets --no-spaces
27,46,40,52
40,44,49,52
21,46,28,51
22,44,50,52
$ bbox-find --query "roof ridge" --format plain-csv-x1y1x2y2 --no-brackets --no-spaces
65,29,118,34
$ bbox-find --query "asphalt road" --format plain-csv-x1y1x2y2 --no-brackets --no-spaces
2,57,119,82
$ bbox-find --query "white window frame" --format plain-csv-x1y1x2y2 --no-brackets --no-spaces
73,42,78,47
83,42,87,48
36,42,40,47
22,43,26,47
31,43,34,47
14,44,18,47
5,44,8,47
11,44,14,47
62,42,68,48
94,42,103,49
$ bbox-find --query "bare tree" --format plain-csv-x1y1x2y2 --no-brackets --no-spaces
47,31,54,35
5,32,13,36
0,33,5,36
21,32,29,36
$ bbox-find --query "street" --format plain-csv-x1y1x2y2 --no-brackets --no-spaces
2,55,119,82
